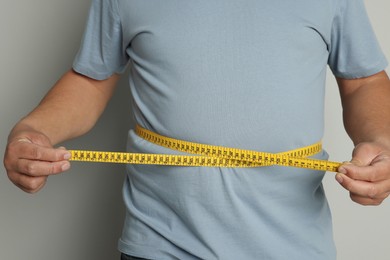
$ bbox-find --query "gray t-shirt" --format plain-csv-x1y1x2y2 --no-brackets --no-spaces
73,0,387,259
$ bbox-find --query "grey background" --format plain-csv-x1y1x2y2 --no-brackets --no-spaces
1,1,389,259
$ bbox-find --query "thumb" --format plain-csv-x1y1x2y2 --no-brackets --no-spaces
10,129,53,149
349,142,382,167
337,142,385,181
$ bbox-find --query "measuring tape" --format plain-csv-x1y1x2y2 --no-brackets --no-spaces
69,125,342,172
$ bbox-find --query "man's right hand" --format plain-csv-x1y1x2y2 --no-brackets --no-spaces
3,70,119,193
3,129,71,193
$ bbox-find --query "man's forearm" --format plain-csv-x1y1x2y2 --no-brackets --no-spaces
338,71,390,148
335,71,390,206
9,70,119,145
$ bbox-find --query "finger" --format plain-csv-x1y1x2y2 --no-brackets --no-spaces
338,159,389,182
335,173,390,199
16,158,71,177
9,172,48,194
349,192,389,206
13,142,71,162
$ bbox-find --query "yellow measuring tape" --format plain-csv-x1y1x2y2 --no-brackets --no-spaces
69,125,341,172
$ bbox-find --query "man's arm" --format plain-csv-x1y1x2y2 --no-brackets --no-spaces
336,70,390,205
3,69,120,193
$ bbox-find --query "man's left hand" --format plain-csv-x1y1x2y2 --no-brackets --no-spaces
336,142,390,206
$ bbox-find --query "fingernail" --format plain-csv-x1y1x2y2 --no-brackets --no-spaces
63,152,71,160
62,162,70,171
338,167,347,174
336,174,344,184
16,138,32,143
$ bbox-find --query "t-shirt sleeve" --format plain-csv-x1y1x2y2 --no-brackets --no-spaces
72,0,129,80
328,0,388,79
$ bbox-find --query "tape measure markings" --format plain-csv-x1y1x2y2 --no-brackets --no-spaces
69,125,341,172
69,150,341,171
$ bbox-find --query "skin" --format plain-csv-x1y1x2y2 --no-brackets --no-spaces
336,70,390,205
3,69,119,193
3,69,390,206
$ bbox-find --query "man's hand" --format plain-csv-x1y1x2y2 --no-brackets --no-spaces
4,129,71,193
336,142,390,206
3,70,119,193
337,71,390,206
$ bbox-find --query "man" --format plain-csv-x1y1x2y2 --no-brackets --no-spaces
4,0,390,259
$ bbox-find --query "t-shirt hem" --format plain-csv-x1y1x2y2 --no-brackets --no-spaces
332,58,388,79
72,64,114,80
72,62,127,81
118,239,162,260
